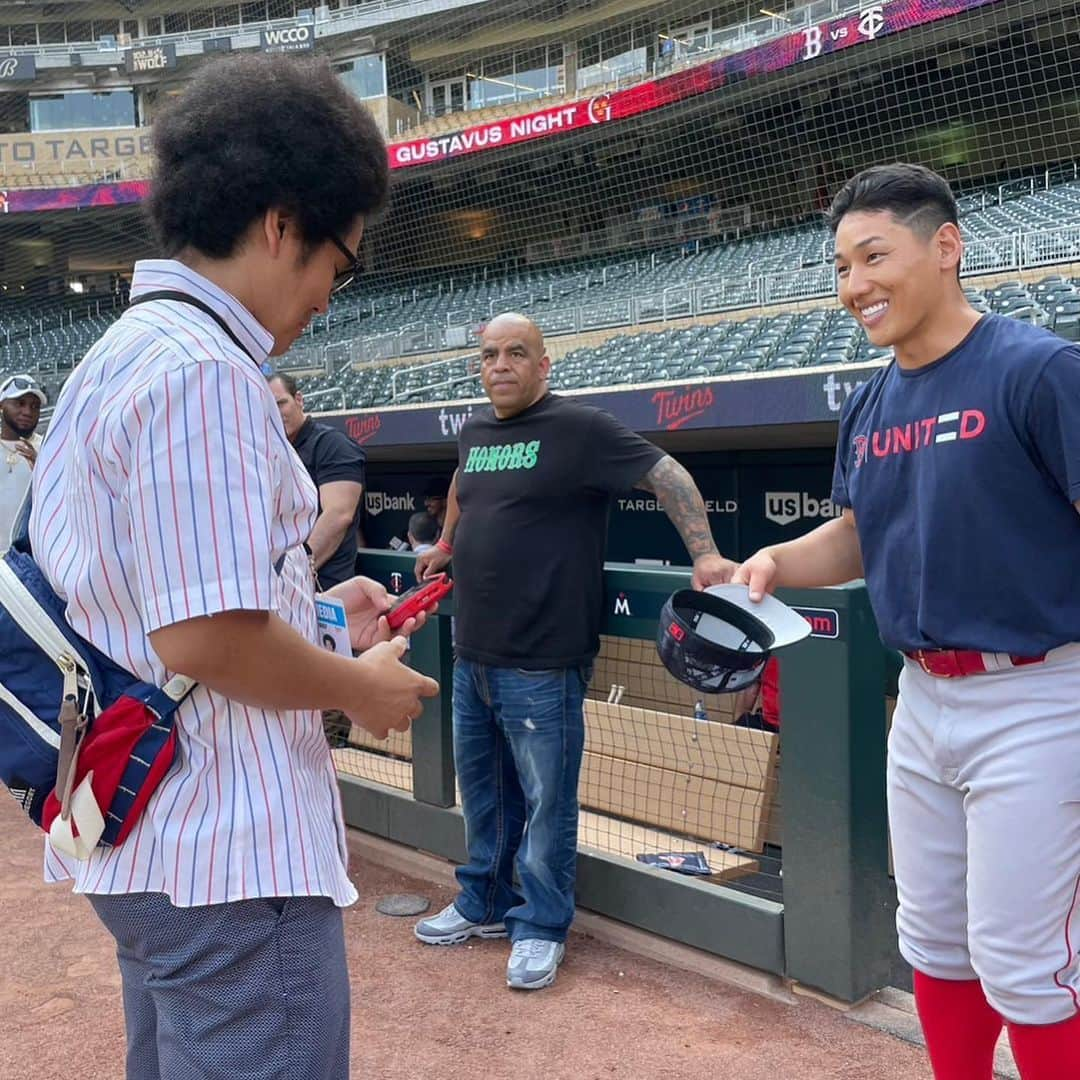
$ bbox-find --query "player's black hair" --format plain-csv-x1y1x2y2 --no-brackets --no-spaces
828,163,959,238
408,511,439,544
269,371,299,397
147,52,388,260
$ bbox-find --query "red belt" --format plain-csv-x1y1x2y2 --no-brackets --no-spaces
904,648,1047,678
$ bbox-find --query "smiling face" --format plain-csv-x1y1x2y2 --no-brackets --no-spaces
478,314,551,419
834,209,963,354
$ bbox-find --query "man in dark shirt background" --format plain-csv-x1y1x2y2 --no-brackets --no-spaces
270,373,366,589
423,475,450,529
413,312,737,991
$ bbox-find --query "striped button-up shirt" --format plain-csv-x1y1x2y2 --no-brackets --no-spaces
30,260,358,907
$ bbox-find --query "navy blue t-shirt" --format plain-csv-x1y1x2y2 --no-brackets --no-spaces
831,314,1080,654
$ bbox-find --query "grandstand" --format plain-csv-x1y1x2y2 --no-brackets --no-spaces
0,0,1076,418
2,173,1079,409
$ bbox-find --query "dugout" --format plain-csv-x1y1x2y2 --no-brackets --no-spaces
336,390,900,1004
340,554,895,1004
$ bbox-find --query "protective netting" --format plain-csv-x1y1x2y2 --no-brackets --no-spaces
0,0,1076,409
0,0,1075,893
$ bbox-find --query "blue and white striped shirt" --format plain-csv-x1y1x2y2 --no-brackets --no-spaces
30,260,358,907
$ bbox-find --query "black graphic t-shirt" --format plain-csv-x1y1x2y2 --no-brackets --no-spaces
453,393,664,668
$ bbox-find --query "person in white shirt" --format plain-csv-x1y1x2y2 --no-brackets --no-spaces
29,54,437,1080
0,373,45,553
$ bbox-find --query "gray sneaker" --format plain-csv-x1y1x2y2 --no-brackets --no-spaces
506,938,566,990
414,902,508,945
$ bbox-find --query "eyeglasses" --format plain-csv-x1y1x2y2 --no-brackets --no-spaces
329,234,361,295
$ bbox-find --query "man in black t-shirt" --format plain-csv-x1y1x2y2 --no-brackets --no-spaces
270,373,366,589
413,313,737,991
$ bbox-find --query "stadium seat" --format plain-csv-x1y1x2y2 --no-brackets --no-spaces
12,174,1080,411
1051,300,1080,341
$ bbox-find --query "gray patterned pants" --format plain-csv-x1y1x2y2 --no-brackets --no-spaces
87,892,350,1080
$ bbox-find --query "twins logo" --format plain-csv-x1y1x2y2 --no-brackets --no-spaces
345,414,381,445
857,5,885,41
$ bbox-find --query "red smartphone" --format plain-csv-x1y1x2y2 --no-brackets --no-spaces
386,574,453,631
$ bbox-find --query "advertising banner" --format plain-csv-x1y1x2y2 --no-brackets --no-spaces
387,0,1000,169
6,179,149,213
0,56,36,82
364,450,839,563
261,25,314,53
0,0,1001,210
125,44,177,75
327,365,880,451
607,463,738,563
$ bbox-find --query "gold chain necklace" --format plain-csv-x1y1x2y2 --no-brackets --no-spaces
1,439,23,473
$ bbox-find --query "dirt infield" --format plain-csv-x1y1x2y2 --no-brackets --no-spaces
0,795,934,1080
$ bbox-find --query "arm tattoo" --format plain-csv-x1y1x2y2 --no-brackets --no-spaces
637,456,718,560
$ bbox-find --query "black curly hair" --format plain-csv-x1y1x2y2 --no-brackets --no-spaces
147,52,389,260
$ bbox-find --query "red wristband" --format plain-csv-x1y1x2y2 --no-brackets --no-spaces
435,538,453,555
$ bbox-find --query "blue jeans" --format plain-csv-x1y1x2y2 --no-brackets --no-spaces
452,658,589,943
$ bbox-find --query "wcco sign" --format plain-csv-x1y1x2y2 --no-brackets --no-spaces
261,25,313,53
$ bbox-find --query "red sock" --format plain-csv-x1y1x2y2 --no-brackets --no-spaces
913,970,1002,1079
1008,1011,1080,1079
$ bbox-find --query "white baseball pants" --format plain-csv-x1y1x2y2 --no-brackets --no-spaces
888,644,1080,1025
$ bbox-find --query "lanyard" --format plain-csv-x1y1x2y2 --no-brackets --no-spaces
126,289,257,364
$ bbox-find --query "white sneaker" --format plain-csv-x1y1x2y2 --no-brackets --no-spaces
414,902,508,945
506,938,566,990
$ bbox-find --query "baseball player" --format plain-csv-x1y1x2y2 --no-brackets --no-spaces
734,163,1080,1079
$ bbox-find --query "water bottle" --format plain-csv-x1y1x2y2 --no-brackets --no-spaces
693,699,708,723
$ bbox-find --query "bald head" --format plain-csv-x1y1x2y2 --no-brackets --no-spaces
478,311,551,419
482,312,544,353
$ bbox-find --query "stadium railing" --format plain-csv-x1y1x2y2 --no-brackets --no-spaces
3,0,868,135
5,0,492,71
389,354,477,400
351,220,1080,365
4,170,1079,399
338,550,897,1003
302,386,347,411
